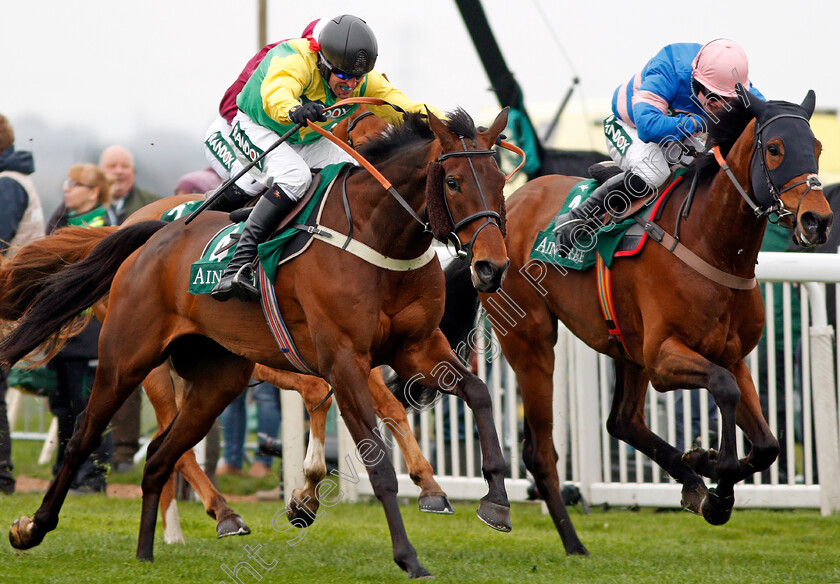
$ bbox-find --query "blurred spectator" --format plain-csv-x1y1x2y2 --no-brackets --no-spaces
46,164,116,493
99,145,162,473
99,145,162,222
48,164,117,228
174,167,222,195
0,113,46,495
217,382,281,481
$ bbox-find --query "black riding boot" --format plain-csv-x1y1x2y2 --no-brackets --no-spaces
205,183,257,213
554,171,650,257
211,186,297,302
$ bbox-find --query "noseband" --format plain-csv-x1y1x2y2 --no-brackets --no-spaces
434,137,504,260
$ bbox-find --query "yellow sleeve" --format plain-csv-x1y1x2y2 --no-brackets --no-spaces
361,71,444,124
260,53,313,125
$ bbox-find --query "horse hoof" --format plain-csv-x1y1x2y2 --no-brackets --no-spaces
566,542,590,557
9,516,38,550
418,494,454,515
217,515,251,538
701,488,733,526
286,498,319,528
409,566,433,579
476,500,511,532
681,484,708,515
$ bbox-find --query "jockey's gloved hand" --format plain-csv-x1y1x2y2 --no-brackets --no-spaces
676,114,703,136
290,102,327,125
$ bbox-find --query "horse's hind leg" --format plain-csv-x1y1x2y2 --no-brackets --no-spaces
137,341,252,561
10,346,162,551
144,361,249,541
606,360,709,513
366,368,452,514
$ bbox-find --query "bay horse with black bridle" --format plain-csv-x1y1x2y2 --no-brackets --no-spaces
1,108,513,578
437,89,832,555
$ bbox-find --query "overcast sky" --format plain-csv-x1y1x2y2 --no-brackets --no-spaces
4,0,839,146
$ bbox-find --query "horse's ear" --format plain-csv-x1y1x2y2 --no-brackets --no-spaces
801,90,817,119
479,107,510,147
736,83,765,118
426,107,458,151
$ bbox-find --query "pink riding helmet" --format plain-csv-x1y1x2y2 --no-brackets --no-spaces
691,39,750,98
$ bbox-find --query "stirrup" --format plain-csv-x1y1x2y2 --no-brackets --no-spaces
211,264,260,302
552,215,585,233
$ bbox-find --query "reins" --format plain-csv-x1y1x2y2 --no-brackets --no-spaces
644,112,822,291
310,98,526,256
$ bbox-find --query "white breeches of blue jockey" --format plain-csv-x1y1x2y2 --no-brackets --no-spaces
604,117,705,190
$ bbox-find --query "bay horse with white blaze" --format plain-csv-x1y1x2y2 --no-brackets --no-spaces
1,108,511,578
439,89,832,554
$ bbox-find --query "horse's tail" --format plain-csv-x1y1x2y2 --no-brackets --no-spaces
0,221,167,366
387,259,481,409
0,225,119,322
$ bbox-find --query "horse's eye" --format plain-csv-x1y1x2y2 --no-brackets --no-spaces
446,177,459,191
767,144,781,156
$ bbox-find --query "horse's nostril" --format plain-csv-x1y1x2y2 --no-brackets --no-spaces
474,261,494,281
800,211,820,233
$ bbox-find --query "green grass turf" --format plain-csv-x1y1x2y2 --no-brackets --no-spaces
0,491,837,584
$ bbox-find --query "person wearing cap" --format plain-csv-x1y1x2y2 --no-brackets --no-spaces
554,39,765,255
211,14,441,302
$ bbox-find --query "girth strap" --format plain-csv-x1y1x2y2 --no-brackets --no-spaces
297,224,438,271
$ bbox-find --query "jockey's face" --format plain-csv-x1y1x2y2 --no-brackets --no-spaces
328,73,360,100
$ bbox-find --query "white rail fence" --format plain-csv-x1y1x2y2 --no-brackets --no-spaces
279,252,839,514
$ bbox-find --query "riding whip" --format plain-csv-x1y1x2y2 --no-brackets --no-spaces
184,122,303,225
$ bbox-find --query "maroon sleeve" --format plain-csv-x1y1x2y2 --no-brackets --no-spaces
218,41,283,124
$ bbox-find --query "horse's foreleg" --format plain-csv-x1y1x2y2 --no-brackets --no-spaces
606,360,709,514
647,339,742,525
367,368,452,514
251,365,329,524
326,349,430,579
394,330,510,533
732,359,779,477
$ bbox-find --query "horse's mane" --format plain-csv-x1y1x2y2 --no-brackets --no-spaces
357,108,477,164
688,99,756,184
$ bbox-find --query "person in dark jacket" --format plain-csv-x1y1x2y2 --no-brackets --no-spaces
0,113,46,495
46,163,117,494
98,145,161,472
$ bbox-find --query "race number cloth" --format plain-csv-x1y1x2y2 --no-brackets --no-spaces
183,163,348,294
529,178,637,271
529,170,685,270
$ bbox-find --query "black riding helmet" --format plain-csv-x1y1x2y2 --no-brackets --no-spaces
318,15,378,78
